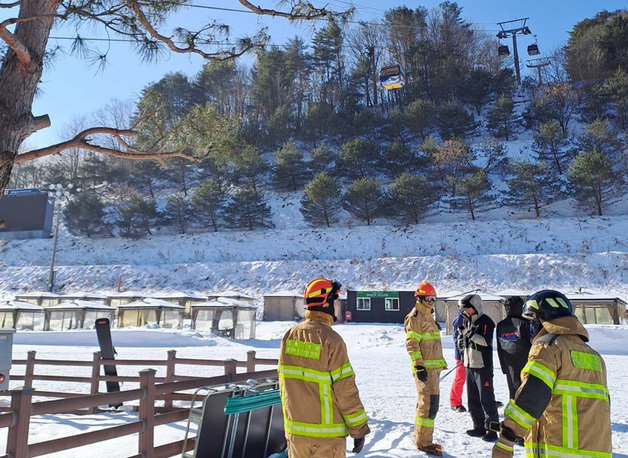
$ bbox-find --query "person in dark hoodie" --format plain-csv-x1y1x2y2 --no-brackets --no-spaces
496,296,532,399
458,293,499,442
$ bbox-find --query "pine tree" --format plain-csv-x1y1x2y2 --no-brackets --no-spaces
505,161,553,218
300,173,342,227
338,138,380,180
231,144,269,193
487,96,516,141
404,99,436,141
455,170,491,220
437,103,476,140
192,181,225,232
342,178,385,225
224,188,273,230
272,141,311,191
163,194,193,234
532,120,569,175
115,194,158,239
388,173,436,224
568,150,617,216
63,192,111,238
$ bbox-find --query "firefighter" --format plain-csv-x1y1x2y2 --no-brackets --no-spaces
278,278,370,457
492,289,612,458
496,296,532,399
405,280,447,456
458,293,499,442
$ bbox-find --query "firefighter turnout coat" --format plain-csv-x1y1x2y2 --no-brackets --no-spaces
404,300,447,448
278,310,370,446
500,316,611,458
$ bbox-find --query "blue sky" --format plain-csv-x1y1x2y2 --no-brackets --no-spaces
23,0,627,149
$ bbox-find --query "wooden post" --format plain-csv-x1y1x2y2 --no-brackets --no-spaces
163,350,176,410
89,351,101,413
246,350,256,373
23,351,36,389
138,369,156,458
224,359,237,379
6,387,34,458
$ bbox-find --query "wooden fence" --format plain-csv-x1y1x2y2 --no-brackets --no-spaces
0,351,279,458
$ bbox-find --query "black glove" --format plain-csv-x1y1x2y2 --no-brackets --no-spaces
462,325,477,340
352,436,365,453
415,365,427,383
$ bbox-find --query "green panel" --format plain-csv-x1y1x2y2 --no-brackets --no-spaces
356,291,399,299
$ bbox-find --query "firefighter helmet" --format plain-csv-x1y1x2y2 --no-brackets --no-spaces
304,278,341,308
414,281,436,297
523,289,573,321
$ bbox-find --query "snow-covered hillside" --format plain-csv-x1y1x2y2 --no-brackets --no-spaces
1,188,628,300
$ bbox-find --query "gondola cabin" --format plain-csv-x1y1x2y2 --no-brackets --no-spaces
527,44,539,56
498,45,510,59
379,64,406,90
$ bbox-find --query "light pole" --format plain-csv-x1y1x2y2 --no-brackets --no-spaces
47,184,71,292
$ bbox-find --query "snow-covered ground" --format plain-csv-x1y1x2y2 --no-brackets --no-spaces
2,322,628,457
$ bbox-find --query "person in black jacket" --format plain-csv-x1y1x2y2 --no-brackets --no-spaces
496,296,531,399
458,294,499,442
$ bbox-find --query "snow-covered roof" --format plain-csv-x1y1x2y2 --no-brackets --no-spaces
119,298,184,309
46,300,112,310
105,291,145,297
264,290,301,297
207,290,257,300
61,291,108,299
15,291,60,298
0,300,44,311
191,299,256,310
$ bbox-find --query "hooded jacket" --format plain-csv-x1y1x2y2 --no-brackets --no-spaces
496,297,532,375
278,310,370,440
460,300,495,370
404,300,447,372
502,316,611,458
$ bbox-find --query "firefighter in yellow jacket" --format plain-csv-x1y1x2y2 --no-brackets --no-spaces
279,278,370,457
492,289,612,458
404,281,447,456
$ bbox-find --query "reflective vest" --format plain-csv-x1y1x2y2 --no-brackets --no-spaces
502,316,611,458
404,302,447,372
278,311,369,440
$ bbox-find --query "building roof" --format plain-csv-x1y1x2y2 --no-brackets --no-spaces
119,298,185,309
0,300,45,311
191,298,256,310
46,300,113,310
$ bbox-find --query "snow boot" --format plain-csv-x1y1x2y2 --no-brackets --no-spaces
418,443,442,456
482,431,498,442
451,405,467,412
466,427,486,437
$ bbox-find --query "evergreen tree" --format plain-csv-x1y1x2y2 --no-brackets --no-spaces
342,178,385,225
532,120,569,175
128,160,164,199
163,194,193,234
477,137,509,175
300,172,342,227
310,145,338,175
404,99,436,141
605,68,628,130
430,138,475,196
224,188,273,230
63,192,111,238
272,141,311,191
460,69,493,115
505,161,553,218
192,181,225,232
338,138,380,180
231,144,269,193
115,194,158,239
487,96,516,140
568,149,617,216
381,141,424,178
436,103,476,140
455,170,491,220
388,173,436,224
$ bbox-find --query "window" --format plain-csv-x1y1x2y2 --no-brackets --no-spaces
385,298,399,311
357,298,371,311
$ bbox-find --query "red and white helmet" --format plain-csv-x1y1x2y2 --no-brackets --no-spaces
414,281,436,298
304,278,342,309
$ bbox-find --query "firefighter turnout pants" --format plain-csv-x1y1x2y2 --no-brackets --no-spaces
287,436,347,458
414,369,441,448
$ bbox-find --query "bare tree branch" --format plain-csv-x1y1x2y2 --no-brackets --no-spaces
0,17,31,64
0,1,20,8
15,127,199,165
238,0,330,20
125,0,258,61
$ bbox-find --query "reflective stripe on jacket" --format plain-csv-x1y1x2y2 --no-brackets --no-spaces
404,301,446,371
502,316,611,458
278,310,370,440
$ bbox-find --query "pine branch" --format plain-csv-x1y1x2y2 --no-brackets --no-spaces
15,127,199,165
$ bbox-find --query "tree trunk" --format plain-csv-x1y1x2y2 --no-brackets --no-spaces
0,0,60,194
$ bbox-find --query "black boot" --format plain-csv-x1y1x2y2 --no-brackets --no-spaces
482,431,498,442
466,427,486,437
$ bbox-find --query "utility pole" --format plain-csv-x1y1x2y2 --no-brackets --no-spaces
526,57,551,86
47,184,71,292
497,18,532,86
